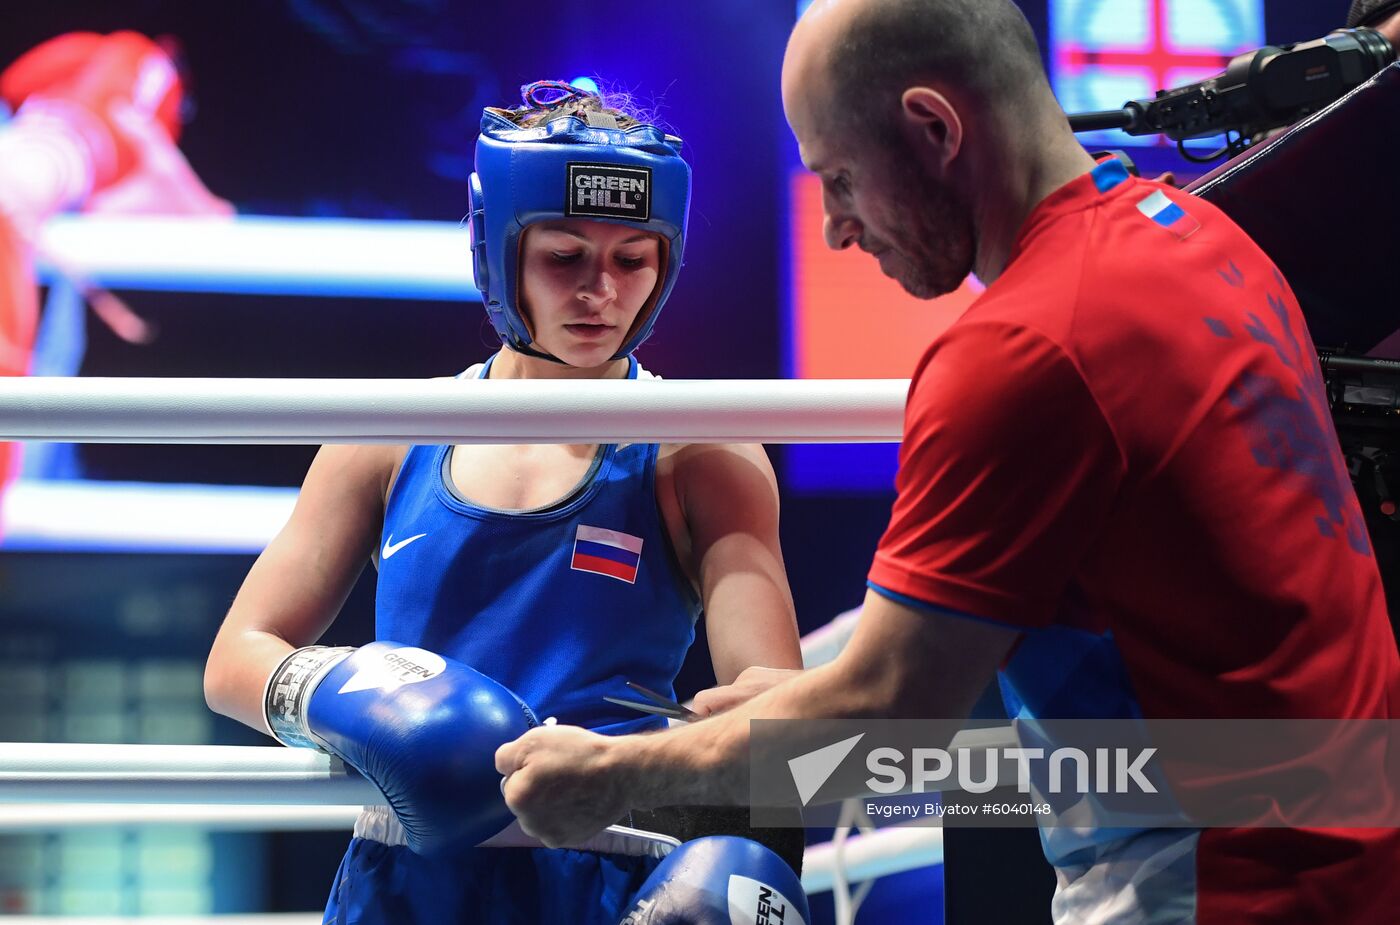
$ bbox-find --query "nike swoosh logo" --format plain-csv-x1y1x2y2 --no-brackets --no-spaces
382,532,427,559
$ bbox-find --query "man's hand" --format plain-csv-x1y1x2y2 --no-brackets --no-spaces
496,725,631,848
690,666,803,717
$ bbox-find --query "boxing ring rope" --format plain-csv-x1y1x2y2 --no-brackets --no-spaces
0,608,1016,896
37,216,480,300
0,806,940,891
0,743,379,805
0,728,1016,806
0,377,908,445
0,607,877,798
1,479,299,552
13,216,899,552
0,734,1003,897
0,804,946,900
15,214,480,551
0,817,952,918
0,375,901,550
0,802,362,832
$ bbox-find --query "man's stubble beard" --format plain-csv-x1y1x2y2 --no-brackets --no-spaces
889,153,977,300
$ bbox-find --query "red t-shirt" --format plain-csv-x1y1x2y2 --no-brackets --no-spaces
868,159,1400,924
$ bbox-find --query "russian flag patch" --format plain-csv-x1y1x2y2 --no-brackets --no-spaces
1136,190,1200,239
571,525,643,584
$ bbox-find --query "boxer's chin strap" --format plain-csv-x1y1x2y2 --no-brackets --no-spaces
502,341,640,369
505,340,569,365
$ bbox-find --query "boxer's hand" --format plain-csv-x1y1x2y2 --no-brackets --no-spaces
691,666,802,717
265,641,538,856
497,724,630,848
617,836,810,925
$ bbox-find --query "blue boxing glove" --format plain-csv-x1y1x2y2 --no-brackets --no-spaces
263,641,538,856
619,836,809,925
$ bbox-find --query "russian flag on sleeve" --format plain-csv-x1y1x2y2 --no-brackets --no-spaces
571,525,644,584
1135,190,1200,239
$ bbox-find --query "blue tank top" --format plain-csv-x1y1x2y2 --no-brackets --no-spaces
374,356,700,736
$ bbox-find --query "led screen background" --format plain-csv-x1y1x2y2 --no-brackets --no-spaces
1052,0,1264,150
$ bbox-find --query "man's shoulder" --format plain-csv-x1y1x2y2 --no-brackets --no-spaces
1077,178,1269,297
905,314,1097,428
972,179,1266,350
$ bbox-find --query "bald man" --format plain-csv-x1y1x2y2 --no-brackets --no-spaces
498,2,1400,922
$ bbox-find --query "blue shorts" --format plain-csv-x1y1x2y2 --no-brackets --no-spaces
322,838,662,925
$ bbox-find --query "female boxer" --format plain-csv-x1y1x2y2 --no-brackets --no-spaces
204,81,803,924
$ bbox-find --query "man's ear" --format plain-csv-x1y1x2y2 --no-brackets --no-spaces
901,86,963,171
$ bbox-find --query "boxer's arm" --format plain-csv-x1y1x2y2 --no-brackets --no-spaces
673,442,801,684
203,443,397,734
690,665,803,717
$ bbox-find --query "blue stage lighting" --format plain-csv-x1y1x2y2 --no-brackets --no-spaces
569,76,601,95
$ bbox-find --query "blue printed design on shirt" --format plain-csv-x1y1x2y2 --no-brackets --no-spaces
1217,285,1370,556
1217,260,1244,288
1204,318,1232,339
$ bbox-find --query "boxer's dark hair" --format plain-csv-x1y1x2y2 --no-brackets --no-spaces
828,0,1048,137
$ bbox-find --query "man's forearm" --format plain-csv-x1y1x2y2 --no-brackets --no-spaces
498,591,1018,845
614,658,897,808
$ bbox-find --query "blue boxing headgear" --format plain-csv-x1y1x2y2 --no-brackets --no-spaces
468,98,692,360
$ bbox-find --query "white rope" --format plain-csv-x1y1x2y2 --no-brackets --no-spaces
0,728,1014,805
800,605,864,668
0,479,298,552
0,803,362,831
830,798,879,925
802,824,944,895
0,801,942,897
37,215,478,299
0,377,907,444
0,615,983,902
0,742,382,805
